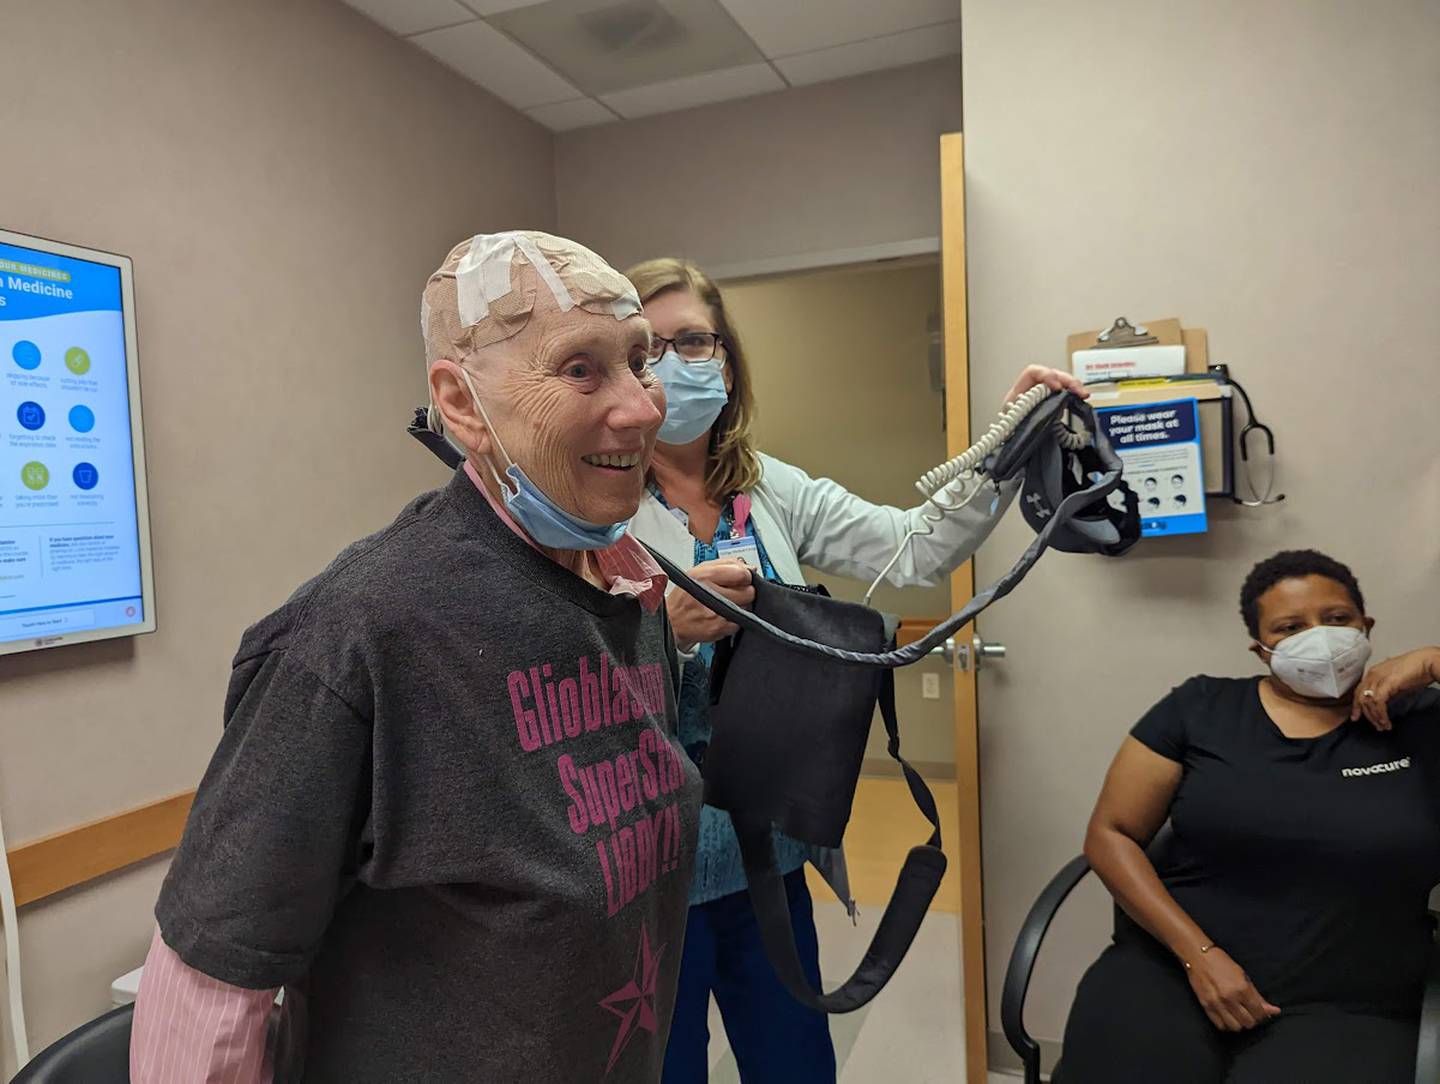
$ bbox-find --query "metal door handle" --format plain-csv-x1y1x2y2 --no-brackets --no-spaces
930,635,1008,671
973,637,1007,668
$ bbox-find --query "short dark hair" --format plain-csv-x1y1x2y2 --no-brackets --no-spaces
1239,549,1366,638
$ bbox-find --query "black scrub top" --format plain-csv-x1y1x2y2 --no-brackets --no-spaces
1125,676,1440,1017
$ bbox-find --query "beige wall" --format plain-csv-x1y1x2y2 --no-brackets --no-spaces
961,0,1440,1062
555,60,962,274
722,262,956,769
0,0,553,1066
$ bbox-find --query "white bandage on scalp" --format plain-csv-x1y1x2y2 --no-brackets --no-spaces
420,230,642,369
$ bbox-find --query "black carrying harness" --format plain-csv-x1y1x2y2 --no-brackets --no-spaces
702,580,930,1013
408,391,1137,1013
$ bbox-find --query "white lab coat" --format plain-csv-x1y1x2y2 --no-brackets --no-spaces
629,451,1019,913
630,451,1018,593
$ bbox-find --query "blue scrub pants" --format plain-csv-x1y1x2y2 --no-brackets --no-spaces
662,869,836,1083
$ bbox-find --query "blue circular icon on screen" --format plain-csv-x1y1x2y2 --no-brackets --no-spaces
72,462,99,491
12,341,42,370
17,402,45,431
69,405,95,432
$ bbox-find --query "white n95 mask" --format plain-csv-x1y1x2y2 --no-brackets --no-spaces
1259,625,1372,700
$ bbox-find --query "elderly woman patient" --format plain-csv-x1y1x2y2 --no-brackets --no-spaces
1057,549,1440,1084
129,232,702,1083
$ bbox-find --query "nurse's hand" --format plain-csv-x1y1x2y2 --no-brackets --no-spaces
1352,646,1440,730
1003,365,1089,404
667,559,755,652
1185,946,1281,1032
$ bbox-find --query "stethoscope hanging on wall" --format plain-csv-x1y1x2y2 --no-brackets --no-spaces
1211,365,1286,506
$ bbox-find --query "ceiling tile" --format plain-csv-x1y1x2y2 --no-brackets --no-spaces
340,0,476,37
457,0,553,14
719,0,958,57
525,98,620,131
599,62,783,119
409,21,582,109
489,0,762,96
774,21,961,87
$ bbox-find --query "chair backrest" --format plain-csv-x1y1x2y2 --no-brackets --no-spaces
10,1003,133,1084
1001,822,1176,1084
1004,827,1440,1084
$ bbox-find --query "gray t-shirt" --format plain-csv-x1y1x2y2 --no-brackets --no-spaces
156,468,702,1082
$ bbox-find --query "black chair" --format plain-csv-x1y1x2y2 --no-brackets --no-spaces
10,1003,133,1083
999,841,1440,1084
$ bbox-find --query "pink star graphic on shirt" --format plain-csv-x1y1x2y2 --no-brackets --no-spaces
598,922,666,1075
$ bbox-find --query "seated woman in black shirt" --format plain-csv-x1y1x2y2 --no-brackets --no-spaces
1057,549,1440,1084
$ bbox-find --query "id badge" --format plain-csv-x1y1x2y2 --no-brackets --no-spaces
716,536,761,570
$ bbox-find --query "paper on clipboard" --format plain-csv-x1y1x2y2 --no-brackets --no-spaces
1067,318,1212,383
1069,317,1185,382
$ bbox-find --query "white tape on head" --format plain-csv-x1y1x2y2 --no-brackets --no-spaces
423,230,644,369
610,294,642,320
455,234,507,328
454,231,583,329
512,233,576,315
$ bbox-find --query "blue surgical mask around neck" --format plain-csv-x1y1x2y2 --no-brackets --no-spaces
458,368,628,551
653,350,729,445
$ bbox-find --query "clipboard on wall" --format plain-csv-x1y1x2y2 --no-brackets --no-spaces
1067,318,1211,377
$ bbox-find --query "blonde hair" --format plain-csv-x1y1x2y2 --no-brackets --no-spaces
624,257,762,502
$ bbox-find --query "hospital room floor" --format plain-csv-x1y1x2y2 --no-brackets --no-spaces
703,778,1022,1083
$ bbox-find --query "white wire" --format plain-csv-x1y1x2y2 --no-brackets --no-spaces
0,794,30,1068
912,385,1089,499
862,386,1089,607
912,384,1051,497
862,482,991,606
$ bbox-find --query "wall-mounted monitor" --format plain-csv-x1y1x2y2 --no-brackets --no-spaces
0,228,155,655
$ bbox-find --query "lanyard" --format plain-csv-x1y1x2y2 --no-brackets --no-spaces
730,493,752,540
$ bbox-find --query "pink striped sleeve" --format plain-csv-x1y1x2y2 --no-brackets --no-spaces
600,535,667,613
130,926,278,1084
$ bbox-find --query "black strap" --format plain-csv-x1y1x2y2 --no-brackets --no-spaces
408,396,1123,669
641,448,1116,670
407,409,464,469
734,668,946,1014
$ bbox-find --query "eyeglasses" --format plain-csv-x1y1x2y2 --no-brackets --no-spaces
647,331,726,364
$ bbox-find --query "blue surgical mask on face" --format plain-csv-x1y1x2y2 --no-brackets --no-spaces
653,350,729,445
459,368,628,551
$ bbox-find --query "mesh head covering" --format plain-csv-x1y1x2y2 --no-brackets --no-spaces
421,230,643,368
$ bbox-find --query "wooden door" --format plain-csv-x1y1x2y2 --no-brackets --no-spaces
940,131,989,1082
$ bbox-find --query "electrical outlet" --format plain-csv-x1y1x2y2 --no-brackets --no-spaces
922,673,941,699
